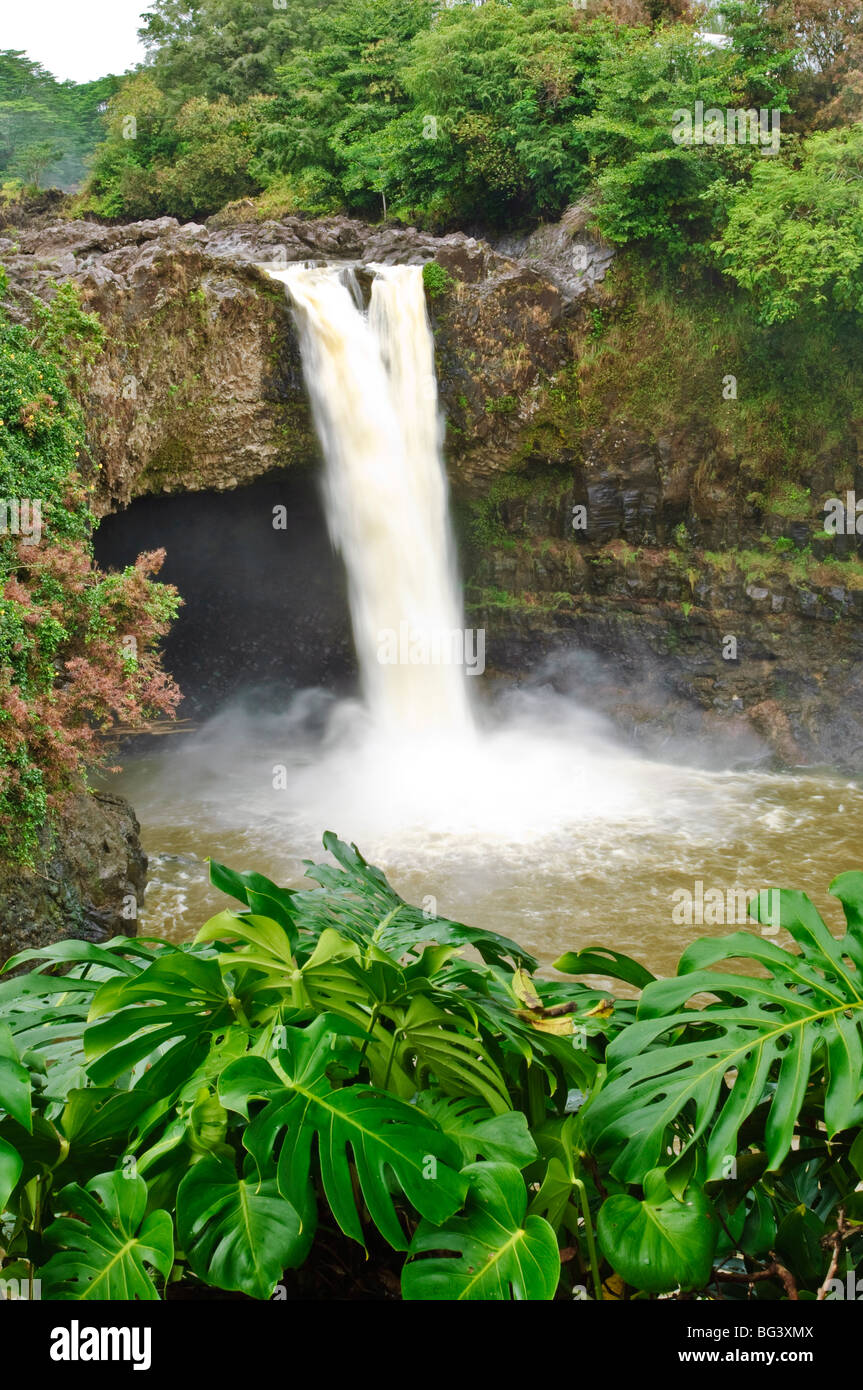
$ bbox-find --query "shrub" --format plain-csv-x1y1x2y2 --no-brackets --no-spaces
80,77,264,220
0,280,180,859
712,124,863,323
1,834,860,1301
421,260,456,299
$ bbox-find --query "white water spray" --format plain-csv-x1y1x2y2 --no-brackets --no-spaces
267,262,473,735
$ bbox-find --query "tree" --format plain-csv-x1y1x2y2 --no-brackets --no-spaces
12,139,63,188
138,0,334,105
579,8,796,261
766,0,863,129
0,51,121,192
712,123,863,322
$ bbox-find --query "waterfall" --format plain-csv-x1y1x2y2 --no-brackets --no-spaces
267,262,474,736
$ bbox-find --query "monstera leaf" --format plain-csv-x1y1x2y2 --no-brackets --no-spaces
207,835,534,969
597,1169,718,1293
0,1025,31,1132
193,910,301,1025
395,995,512,1114
402,1163,559,1301
416,1094,537,1168
207,860,299,953
219,1015,467,1249
293,833,536,969
177,1153,313,1299
0,1025,31,1209
84,953,234,1085
40,1172,173,1300
0,939,165,1097
585,875,863,1182
0,1136,21,1213
553,947,656,992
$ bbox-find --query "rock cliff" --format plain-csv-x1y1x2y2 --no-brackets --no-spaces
0,791,145,966
2,208,862,769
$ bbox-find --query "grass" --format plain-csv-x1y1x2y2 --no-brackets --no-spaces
575,255,863,485
702,545,863,591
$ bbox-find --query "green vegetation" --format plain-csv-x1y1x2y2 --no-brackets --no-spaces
78,75,269,221
484,394,518,414
48,0,857,341
576,256,863,479
4,1,861,390
714,125,863,323
0,276,180,860
0,50,119,194
1,834,861,1301
1,0,862,1312
421,260,456,299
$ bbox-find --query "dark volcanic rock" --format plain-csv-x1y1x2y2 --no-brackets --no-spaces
0,792,146,968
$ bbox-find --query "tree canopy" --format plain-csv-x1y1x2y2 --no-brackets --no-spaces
4,0,863,324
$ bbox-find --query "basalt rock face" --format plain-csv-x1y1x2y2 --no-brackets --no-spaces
0,212,578,510
470,537,863,770
0,791,146,968
465,419,863,769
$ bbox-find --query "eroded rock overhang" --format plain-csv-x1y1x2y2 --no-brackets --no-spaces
0,212,611,513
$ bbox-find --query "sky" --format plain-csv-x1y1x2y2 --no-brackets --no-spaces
1,0,149,84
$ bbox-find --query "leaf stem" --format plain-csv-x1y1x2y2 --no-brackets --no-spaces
573,1178,602,1302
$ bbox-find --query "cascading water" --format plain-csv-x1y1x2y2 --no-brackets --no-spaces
111,258,863,972
266,262,473,736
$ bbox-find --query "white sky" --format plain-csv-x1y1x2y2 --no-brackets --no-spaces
1,0,150,83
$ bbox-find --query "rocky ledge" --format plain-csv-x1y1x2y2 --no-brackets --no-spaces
0,211,606,509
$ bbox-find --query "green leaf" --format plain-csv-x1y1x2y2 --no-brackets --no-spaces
85,952,233,1084
56,1086,165,1181
208,859,299,943
739,1185,777,1258
597,1168,718,1293
295,833,536,970
61,1087,156,1148
402,1162,559,1301
225,1016,467,1249
188,1088,230,1157
416,1094,537,1168
0,1024,32,1131
177,1154,311,1299
0,1134,23,1210
194,909,297,976
0,937,147,980
396,995,512,1114
41,1172,173,1300
775,1204,829,1286
553,947,656,992
586,882,863,1181
529,1154,589,1236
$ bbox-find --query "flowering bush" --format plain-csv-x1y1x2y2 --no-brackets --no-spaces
0,275,180,860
